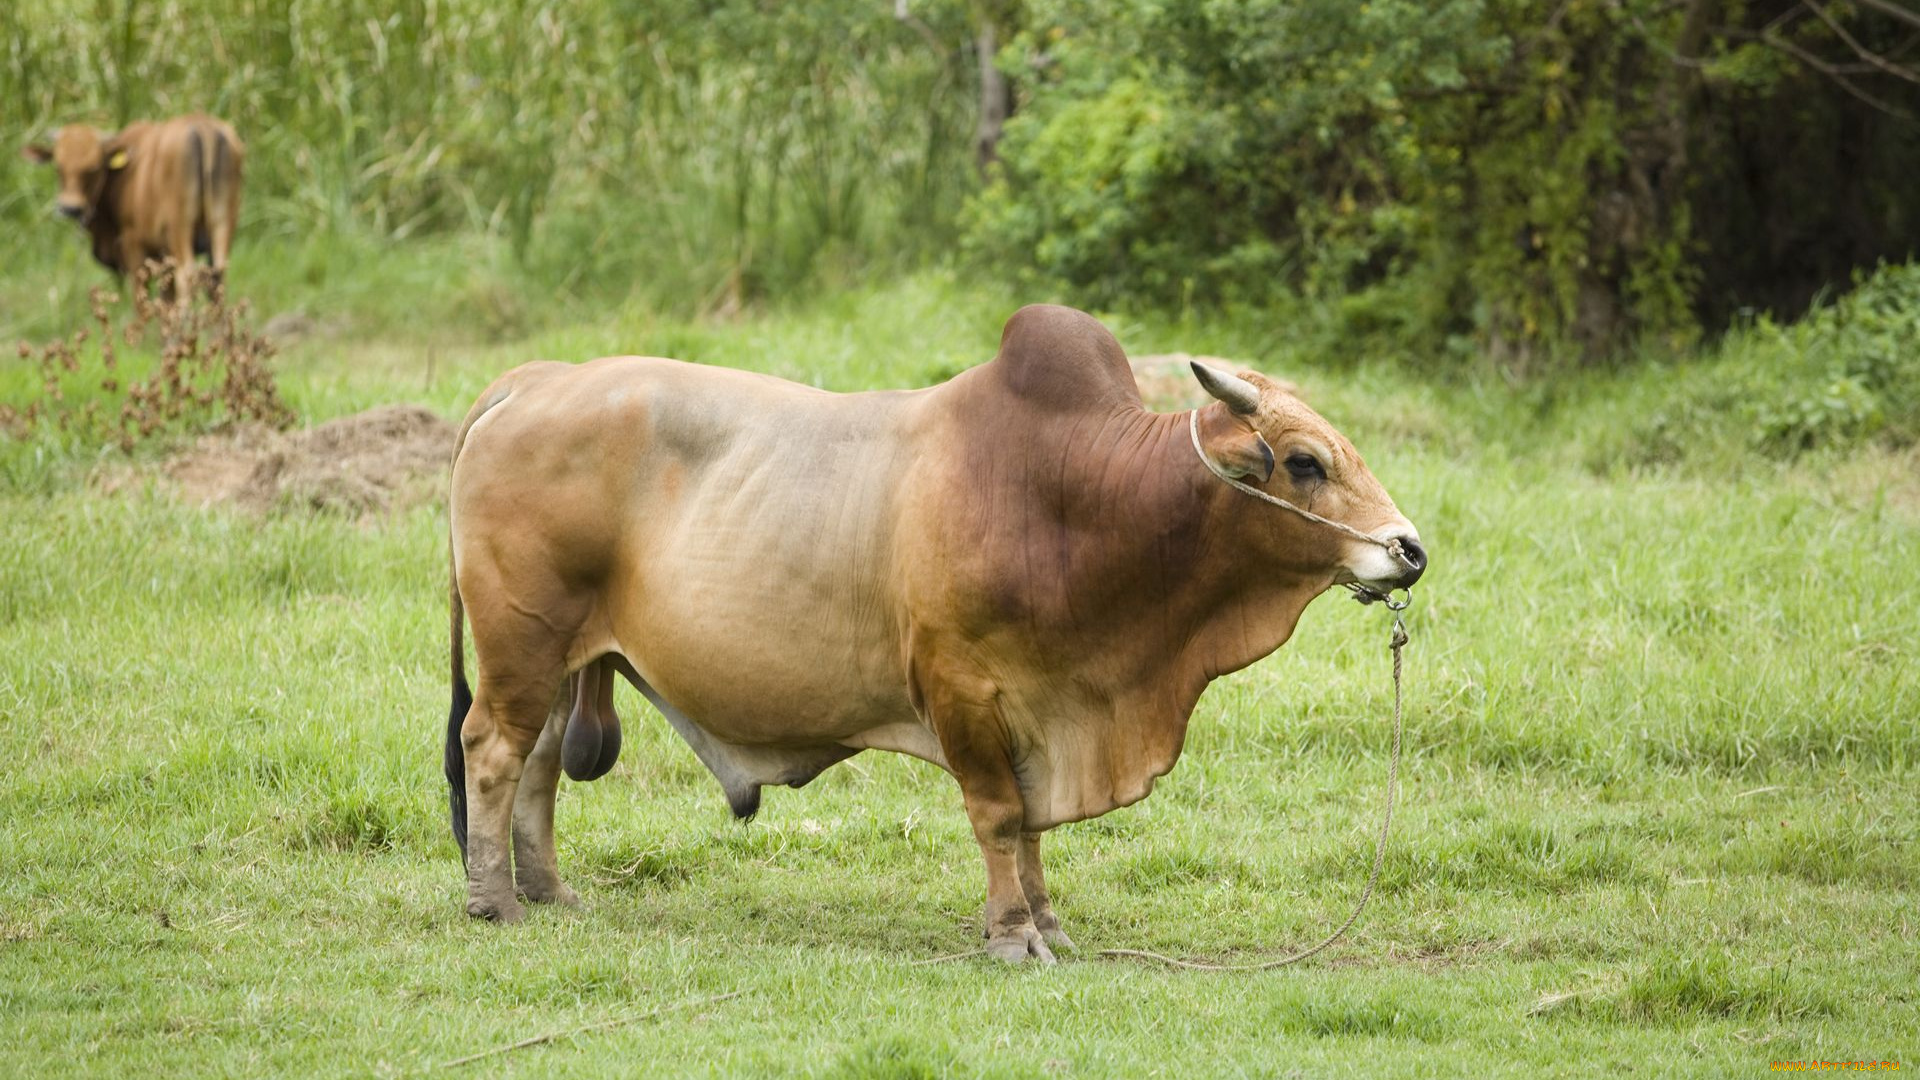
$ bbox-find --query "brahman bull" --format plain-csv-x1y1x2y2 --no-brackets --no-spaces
444,305,1425,961
22,114,244,303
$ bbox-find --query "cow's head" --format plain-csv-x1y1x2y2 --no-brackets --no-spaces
21,126,128,225
1189,360,1426,594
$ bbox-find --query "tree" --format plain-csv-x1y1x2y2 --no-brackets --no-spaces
970,0,1920,364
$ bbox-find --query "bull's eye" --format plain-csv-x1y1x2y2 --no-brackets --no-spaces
1285,453,1326,482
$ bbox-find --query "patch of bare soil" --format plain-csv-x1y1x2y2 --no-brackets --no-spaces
160,404,455,515
1130,353,1296,410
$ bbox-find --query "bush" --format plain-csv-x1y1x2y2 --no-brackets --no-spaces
1747,262,1920,455
1,264,293,452
1616,261,1920,463
970,1,1920,364
968,0,1501,324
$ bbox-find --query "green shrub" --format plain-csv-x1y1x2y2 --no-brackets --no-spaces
1752,374,1883,454
1746,262,1920,455
970,1,1920,363
1608,261,1920,463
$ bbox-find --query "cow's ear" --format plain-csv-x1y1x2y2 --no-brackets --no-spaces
105,144,130,171
21,143,52,164
1197,408,1275,483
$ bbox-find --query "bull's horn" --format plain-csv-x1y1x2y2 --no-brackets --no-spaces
1190,361,1261,415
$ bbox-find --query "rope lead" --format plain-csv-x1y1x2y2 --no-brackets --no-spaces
1098,607,1408,971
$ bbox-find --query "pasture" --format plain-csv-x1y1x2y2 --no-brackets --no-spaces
1,239,1914,1077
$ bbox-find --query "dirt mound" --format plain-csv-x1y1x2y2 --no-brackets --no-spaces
164,405,456,515
1130,353,1297,410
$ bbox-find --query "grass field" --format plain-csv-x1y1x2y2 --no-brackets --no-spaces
1,238,1916,1077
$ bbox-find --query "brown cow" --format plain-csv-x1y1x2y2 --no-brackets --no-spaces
443,305,1426,961
22,114,244,304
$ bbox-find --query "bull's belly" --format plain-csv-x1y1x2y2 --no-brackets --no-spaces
602,556,919,749
621,628,915,746
603,589,947,803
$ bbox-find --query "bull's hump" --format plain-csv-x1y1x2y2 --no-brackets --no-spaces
984,305,1140,413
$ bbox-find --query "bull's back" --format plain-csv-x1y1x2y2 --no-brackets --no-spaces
453,357,926,741
112,115,242,254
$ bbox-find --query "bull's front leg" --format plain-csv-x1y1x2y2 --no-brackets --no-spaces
932,687,1055,963
960,779,1053,963
1018,832,1074,951
112,238,145,286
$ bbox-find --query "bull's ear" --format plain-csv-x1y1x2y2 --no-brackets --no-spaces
1190,361,1262,415
104,142,130,171
1197,408,1275,483
21,143,53,164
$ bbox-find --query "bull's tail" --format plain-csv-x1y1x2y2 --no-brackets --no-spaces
444,382,516,865
446,549,472,864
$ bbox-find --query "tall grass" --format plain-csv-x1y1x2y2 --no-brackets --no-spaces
2,0,981,313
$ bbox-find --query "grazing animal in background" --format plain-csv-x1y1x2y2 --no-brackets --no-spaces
21,114,244,304
442,304,1427,961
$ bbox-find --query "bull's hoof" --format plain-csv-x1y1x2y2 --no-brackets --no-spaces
1033,909,1074,951
517,881,580,907
466,894,526,924
985,925,1057,964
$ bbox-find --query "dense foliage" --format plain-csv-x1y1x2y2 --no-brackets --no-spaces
7,0,1920,361
1622,260,1920,462
974,0,1920,363
0,269,291,452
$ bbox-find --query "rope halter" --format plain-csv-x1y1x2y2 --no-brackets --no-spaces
1188,410,1416,610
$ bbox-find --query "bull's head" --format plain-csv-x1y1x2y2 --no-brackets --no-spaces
1189,360,1427,594
21,126,129,225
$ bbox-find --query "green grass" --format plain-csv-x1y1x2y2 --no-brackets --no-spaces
1,249,1916,1077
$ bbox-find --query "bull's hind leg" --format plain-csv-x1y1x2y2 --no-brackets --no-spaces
165,237,198,310
462,614,573,923
461,680,554,923
510,674,580,906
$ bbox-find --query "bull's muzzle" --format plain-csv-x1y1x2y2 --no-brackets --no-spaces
1392,536,1428,588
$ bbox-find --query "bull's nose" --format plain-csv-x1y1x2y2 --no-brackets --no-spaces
56,204,82,221
1393,536,1427,587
